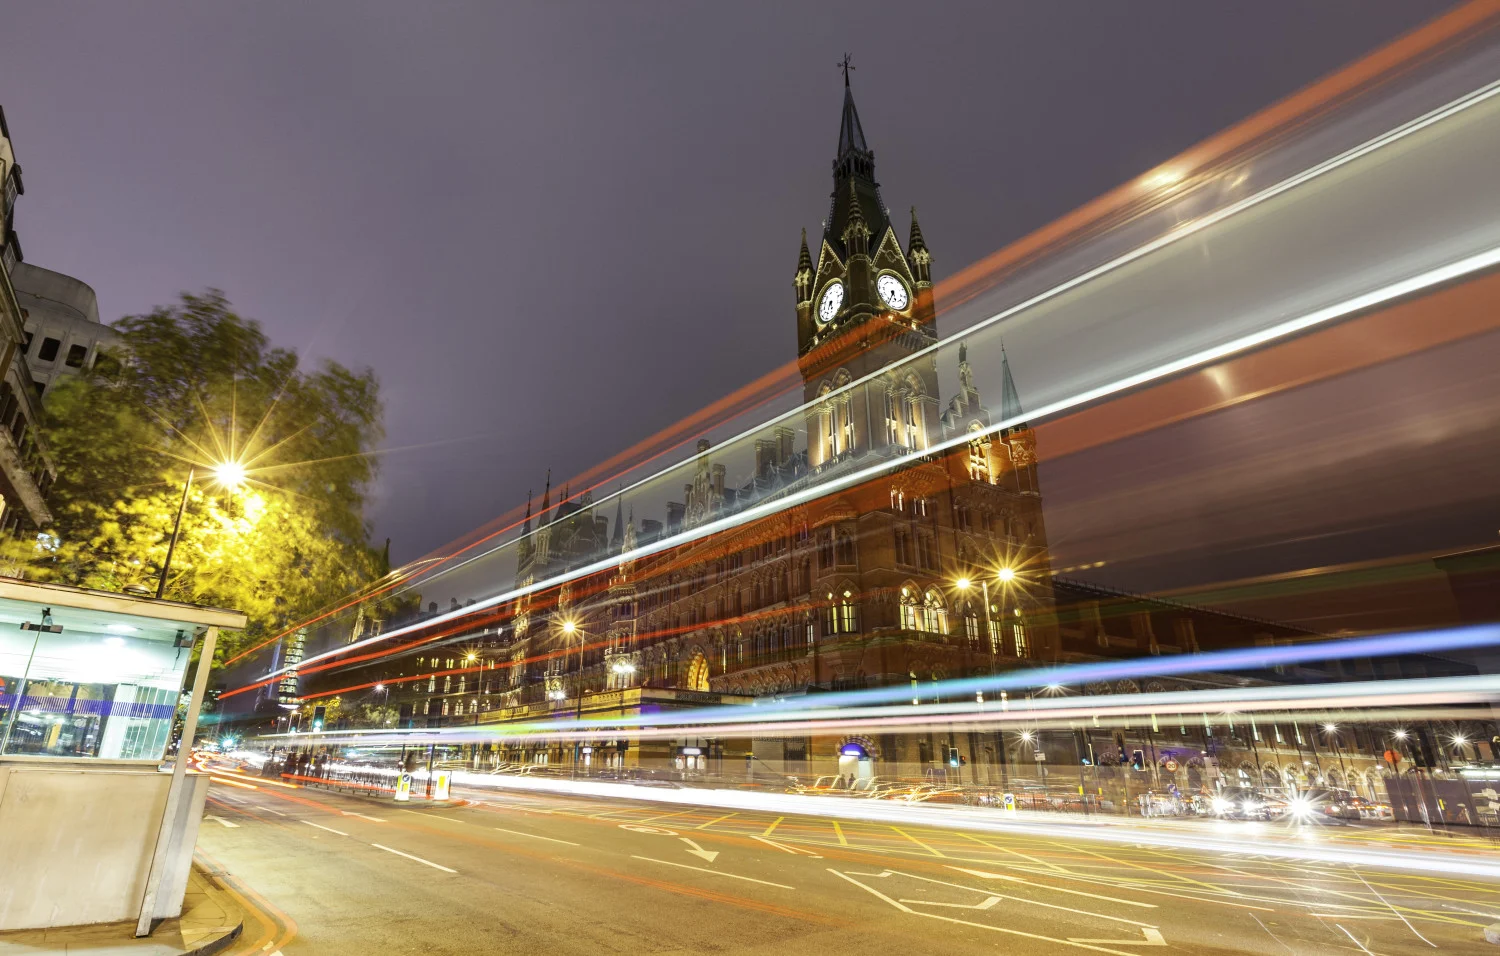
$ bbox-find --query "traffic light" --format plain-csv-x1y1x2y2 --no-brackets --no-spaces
947,746,961,768
1114,733,1128,765
1130,749,1146,772
312,705,326,733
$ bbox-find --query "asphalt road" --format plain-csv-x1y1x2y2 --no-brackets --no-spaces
195,773,1500,955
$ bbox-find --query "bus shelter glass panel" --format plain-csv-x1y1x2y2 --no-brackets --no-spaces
0,601,195,760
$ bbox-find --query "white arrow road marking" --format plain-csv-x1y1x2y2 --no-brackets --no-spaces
302,821,348,836
370,843,457,873
680,838,719,863
828,869,1148,956
752,835,823,858
632,856,792,889
1068,928,1166,946
493,827,580,846
947,867,1157,908
205,815,239,828
902,896,1003,911
342,811,386,823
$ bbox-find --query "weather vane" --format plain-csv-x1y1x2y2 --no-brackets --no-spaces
839,53,854,86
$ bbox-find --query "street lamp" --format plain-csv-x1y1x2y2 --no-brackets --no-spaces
559,617,586,777
156,460,248,600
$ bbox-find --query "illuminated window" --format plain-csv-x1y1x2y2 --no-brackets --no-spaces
964,611,980,645
921,591,948,634
441,700,449,716
1013,624,1029,659
967,425,990,483
987,618,1002,655
885,391,902,446
899,588,920,630
825,590,859,634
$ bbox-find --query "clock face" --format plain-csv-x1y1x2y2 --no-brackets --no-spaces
818,281,845,323
877,274,910,311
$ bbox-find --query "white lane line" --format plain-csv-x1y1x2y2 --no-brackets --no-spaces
493,827,580,846
371,843,457,873
343,811,387,823
631,856,793,889
302,820,348,836
947,867,1156,908
261,806,288,817
205,815,240,828
752,835,822,858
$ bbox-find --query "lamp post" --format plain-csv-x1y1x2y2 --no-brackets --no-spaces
156,460,247,600
561,618,585,778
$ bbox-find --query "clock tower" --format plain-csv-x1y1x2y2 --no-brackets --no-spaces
796,66,941,471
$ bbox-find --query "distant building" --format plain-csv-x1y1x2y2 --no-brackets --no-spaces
12,262,119,395
0,106,56,535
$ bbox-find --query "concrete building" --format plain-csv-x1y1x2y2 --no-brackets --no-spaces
0,107,56,535
12,261,120,395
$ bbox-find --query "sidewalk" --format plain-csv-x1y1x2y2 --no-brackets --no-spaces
0,865,243,955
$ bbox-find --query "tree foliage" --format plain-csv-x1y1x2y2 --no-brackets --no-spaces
33,291,385,659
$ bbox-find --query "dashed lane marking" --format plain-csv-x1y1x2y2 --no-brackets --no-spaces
370,843,457,873
302,821,348,837
493,827,581,846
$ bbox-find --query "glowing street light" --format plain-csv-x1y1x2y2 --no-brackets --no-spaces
212,460,247,490
156,459,249,600
954,577,972,591
997,567,1017,583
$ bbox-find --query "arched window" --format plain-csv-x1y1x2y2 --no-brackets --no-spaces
921,590,948,634
835,529,856,566
963,604,980,646
818,529,836,569
825,589,859,635
686,652,710,691
899,587,921,631
967,423,990,483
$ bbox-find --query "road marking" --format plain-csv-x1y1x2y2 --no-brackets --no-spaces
892,826,944,857
762,816,784,837
696,812,736,830
620,824,678,835
831,820,849,846
493,827,580,846
1068,928,1166,947
261,807,288,817
680,838,719,863
895,868,1156,929
960,833,1068,872
343,811,386,823
828,869,1144,956
947,867,1156,908
370,843,457,873
205,815,239,829
752,835,822,858
302,821,348,836
632,856,793,889
1336,924,1376,955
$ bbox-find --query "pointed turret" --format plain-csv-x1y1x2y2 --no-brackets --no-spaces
794,228,814,304
611,493,626,551
521,490,533,534
622,507,637,553
908,206,931,285
842,180,870,256
539,471,552,523
1000,345,1024,422
836,67,869,163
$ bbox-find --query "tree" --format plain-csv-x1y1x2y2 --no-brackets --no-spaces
33,291,385,659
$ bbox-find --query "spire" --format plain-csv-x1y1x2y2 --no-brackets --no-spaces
539,470,551,523
623,507,637,553
824,66,887,257
908,206,931,284
522,490,533,535
611,492,625,550
1000,345,1024,422
836,58,869,161
794,227,813,303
